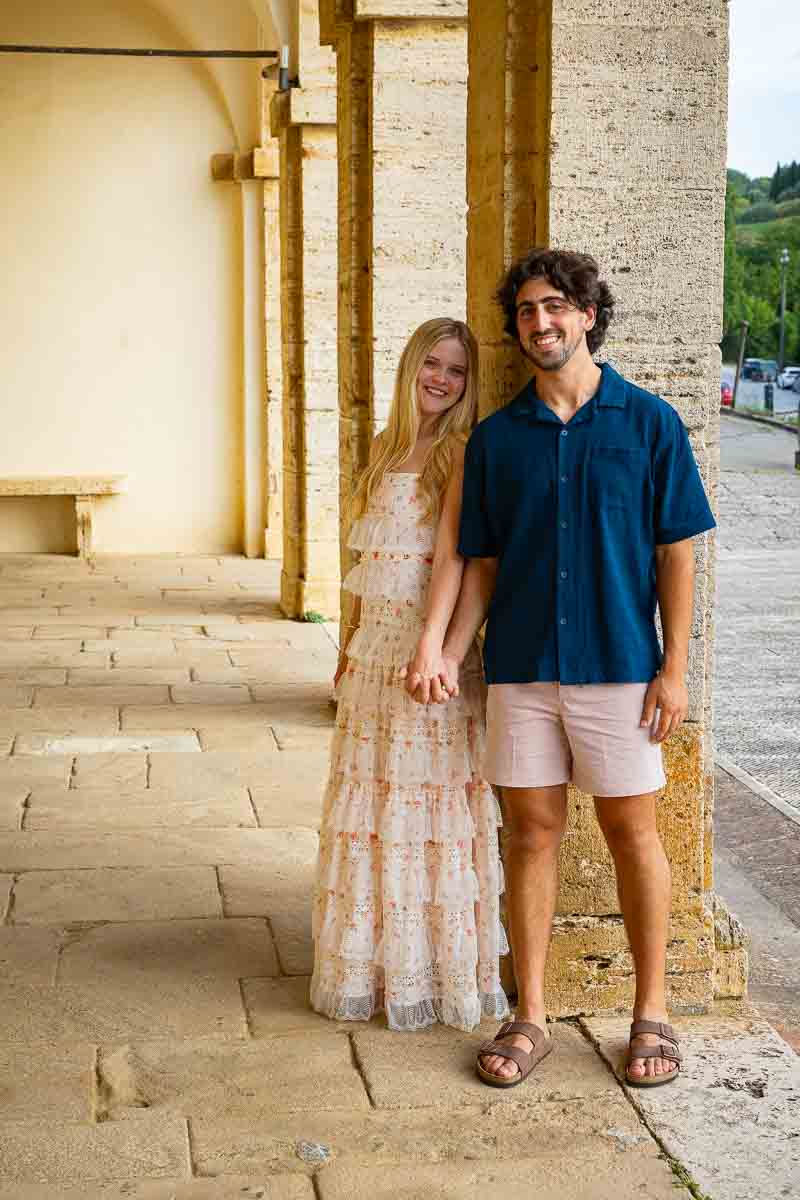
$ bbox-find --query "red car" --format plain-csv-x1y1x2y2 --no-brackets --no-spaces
720,382,733,407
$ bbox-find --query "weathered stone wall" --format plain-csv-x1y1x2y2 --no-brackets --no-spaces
324,2,467,605
467,0,742,1013
272,5,340,617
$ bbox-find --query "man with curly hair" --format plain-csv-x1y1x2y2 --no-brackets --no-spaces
413,248,715,1090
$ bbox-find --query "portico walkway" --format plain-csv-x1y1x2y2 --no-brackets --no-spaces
0,554,795,1198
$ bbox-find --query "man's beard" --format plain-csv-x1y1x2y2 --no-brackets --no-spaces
522,332,581,372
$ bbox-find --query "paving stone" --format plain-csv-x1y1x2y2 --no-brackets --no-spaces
69,668,192,686
0,640,82,657
219,835,318,974
0,874,11,919
98,1034,370,1122
134,612,218,628
0,783,27,830
0,668,67,685
0,1179,314,1199
315,1155,677,1200
33,686,171,707
0,976,247,1042
584,1014,800,1200
51,610,136,627
190,1094,656,1180
0,829,288,870
0,754,73,786
272,727,334,752
226,625,335,654
85,637,178,654
121,705,271,732
16,734,200,755
0,650,110,669
171,684,254,704
0,707,120,736
0,608,61,624
192,662,332,686
72,753,148,789
26,786,255,830
0,1112,189,1184
249,751,328,828
112,650,232,669
149,752,279,791
12,866,222,923
352,1021,617,1110
0,1041,94,1120
241,976,339,1037
0,927,60,984
59,918,278,985
0,685,33,707
33,626,108,640
198,728,278,752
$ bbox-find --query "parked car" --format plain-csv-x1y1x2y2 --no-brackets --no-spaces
778,366,800,389
742,358,779,382
720,382,733,406
793,373,800,394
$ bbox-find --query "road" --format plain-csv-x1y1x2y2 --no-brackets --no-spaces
721,363,800,416
714,412,800,1047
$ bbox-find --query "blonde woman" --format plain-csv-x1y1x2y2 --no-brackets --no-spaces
311,318,509,1032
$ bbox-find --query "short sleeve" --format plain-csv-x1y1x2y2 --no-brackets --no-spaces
653,408,716,544
458,427,498,558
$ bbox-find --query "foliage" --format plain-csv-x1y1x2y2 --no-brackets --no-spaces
777,184,800,204
769,159,800,202
721,168,800,364
739,202,778,225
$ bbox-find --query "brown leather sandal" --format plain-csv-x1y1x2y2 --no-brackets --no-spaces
625,1019,682,1088
476,1019,553,1089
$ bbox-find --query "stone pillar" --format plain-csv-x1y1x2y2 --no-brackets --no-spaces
261,77,283,561
321,0,467,593
467,0,744,1013
272,3,340,617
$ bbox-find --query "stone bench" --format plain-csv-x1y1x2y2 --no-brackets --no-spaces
0,475,128,559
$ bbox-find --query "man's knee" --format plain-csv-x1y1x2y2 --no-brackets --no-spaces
594,794,660,854
503,787,567,853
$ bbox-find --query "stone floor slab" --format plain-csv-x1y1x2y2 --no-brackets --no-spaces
0,668,67,685
72,752,148,789
34,685,171,707
0,927,61,984
69,667,192,686
33,626,109,640
0,706,120,736
121,705,271,732
193,660,332,686
190,1094,658,1181
352,1021,618,1110
249,750,328,828
148,751,279,791
0,754,73,786
12,866,222,923
0,1041,94,1121
98,1034,370,1122
112,650,232,669
58,917,278,985
584,1014,800,1200
171,684,254,705
16,734,200,755
0,828,291,870
0,1178,314,1200
0,783,26,830
272,727,334,752
197,728,278,752
241,976,342,1037
26,786,256,830
0,649,110,669
0,1112,189,1184
0,685,33,707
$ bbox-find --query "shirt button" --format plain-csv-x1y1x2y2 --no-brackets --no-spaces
560,570,568,579
560,520,567,529
560,474,568,483
560,617,567,625
560,430,568,438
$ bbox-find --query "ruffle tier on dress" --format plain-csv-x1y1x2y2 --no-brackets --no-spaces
311,472,509,1032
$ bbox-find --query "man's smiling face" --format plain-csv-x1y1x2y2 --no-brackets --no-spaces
515,276,597,371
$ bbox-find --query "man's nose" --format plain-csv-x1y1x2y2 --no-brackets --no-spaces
529,306,548,331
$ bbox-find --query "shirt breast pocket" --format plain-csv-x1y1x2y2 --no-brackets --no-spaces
588,447,648,510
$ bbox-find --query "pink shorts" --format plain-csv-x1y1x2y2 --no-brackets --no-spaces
484,682,666,796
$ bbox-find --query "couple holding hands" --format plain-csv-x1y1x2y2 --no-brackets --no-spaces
311,247,715,1090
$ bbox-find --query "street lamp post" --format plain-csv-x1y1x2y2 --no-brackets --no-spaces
778,247,790,373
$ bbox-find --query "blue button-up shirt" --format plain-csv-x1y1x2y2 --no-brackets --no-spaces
458,362,716,685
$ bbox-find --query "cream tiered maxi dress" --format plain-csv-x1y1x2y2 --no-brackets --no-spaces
311,471,510,1031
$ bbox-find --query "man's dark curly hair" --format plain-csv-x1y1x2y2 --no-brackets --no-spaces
496,248,615,356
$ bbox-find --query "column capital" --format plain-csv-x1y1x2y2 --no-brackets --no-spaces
320,0,466,43
270,87,337,137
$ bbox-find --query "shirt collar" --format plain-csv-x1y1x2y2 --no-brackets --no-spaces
508,361,628,421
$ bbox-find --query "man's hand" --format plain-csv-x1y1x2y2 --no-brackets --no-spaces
402,637,459,705
640,669,688,742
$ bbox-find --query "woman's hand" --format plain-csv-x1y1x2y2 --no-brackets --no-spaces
402,635,459,704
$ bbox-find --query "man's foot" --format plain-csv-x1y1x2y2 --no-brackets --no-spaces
626,1015,682,1084
478,1014,550,1082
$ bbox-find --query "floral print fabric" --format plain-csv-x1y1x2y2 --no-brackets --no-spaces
310,472,509,1031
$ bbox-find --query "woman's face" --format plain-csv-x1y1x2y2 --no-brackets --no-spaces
416,337,468,421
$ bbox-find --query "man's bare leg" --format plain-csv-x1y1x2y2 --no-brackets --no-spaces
480,783,567,1080
594,792,673,1079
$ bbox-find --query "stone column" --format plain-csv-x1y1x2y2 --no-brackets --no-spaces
321,0,467,592
467,0,745,1013
261,77,283,561
272,3,340,617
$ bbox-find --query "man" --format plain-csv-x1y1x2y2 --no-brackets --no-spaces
409,248,715,1088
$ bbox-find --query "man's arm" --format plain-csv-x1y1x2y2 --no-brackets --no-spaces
441,555,499,668
641,538,695,742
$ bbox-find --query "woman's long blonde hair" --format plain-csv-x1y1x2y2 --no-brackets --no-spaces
351,318,479,524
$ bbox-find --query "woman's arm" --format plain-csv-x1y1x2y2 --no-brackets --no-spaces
334,593,361,688
404,445,467,703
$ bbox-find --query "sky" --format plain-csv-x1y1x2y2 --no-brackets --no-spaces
728,0,800,177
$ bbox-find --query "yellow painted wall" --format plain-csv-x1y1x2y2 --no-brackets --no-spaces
0,0,266,553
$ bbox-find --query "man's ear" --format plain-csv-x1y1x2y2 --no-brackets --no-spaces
584,304,597,332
